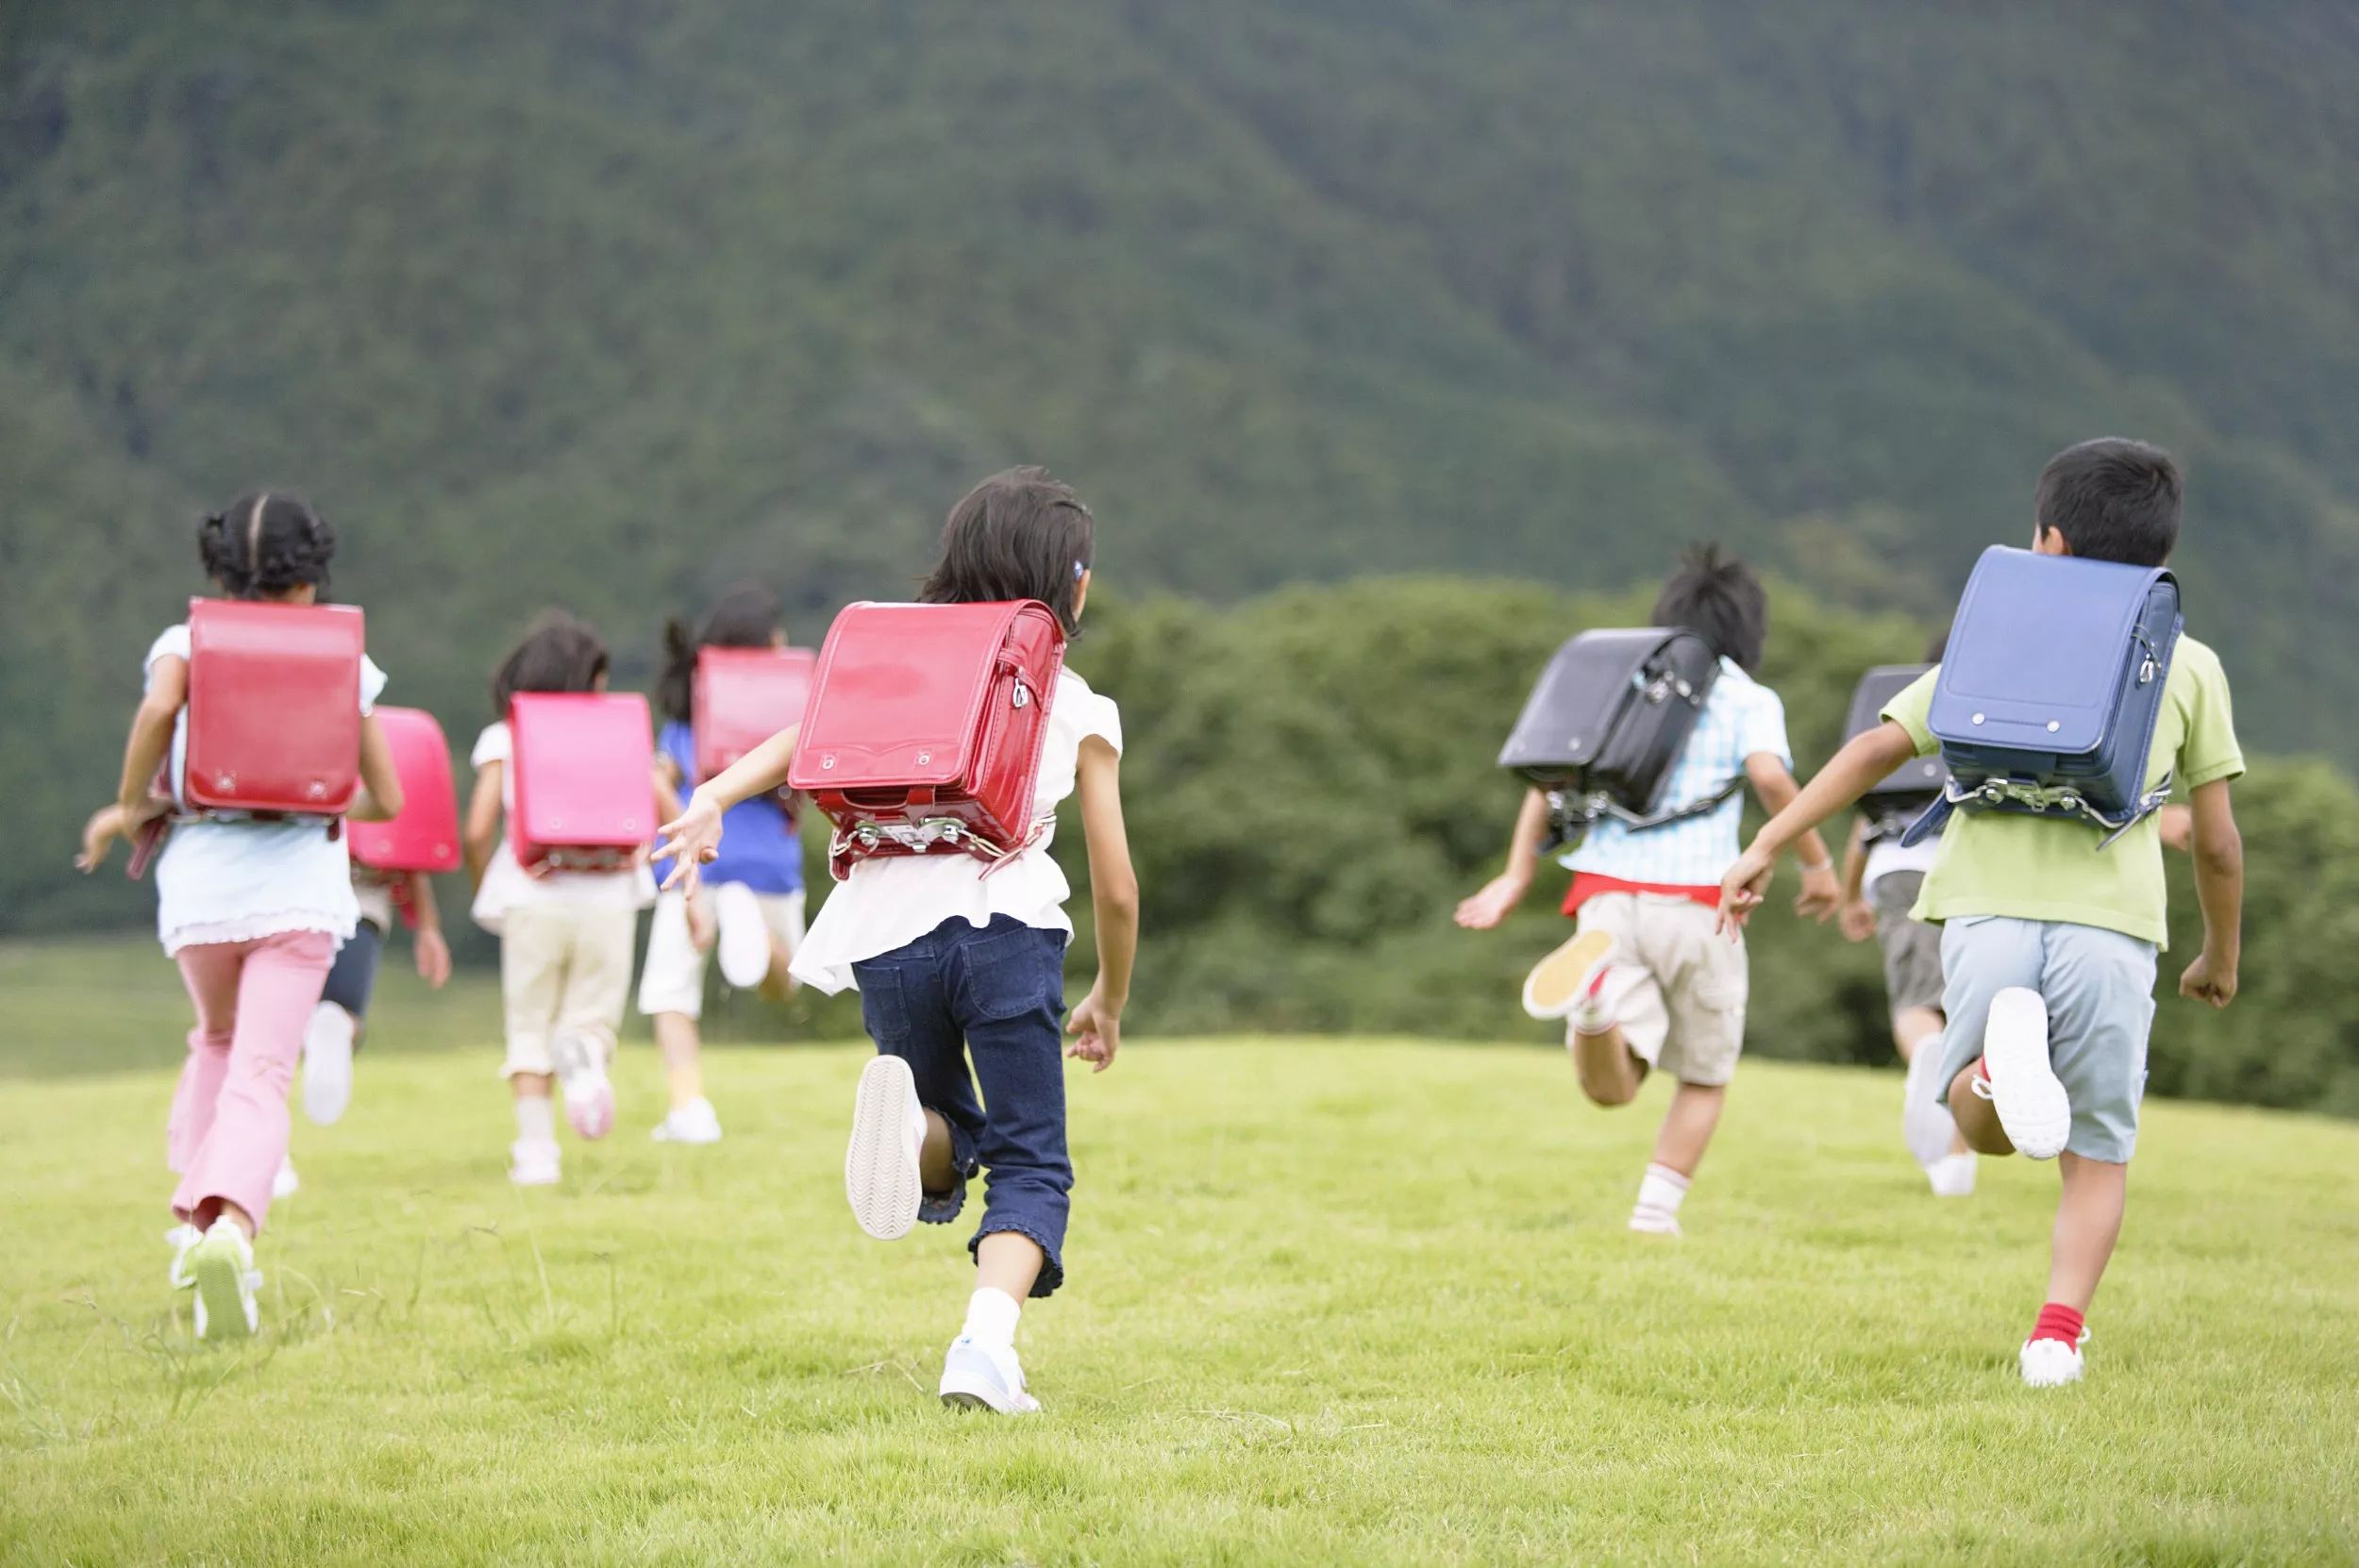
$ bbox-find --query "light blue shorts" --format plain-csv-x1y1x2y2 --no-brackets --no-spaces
1929,916,2159,1163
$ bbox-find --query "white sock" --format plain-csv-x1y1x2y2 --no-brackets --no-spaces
1631,1162,1691,1229
962,1286,1022,1351
514,1095,557,1145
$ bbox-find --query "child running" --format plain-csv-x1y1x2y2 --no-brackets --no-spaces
1721,439,2243,1388
660,467,1139,1415
1457,546,1840,1236
463,612,652,1186
1838,628,1980,1198
638,587,807,1144
75,492,403,1340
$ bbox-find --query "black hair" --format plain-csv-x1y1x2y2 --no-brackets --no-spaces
2034,439,2182,567
1925,624,1951,663
196,491,335,600
656,585,782,724
491,610,610,715
1653,543,1768,672
918,466,1096,635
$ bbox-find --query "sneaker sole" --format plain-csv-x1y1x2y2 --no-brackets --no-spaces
938,1382,1038,1415
190,1243,255,1342
550,1035,615,1142
845,1056,922,1242
302,1026,354,1127
1521,929,1615,1021
1983,987,2070,1160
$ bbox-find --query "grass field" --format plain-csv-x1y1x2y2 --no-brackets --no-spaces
3,941,2356,1565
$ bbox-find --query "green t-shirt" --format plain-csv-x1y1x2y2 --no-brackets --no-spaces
1881,636,2243,947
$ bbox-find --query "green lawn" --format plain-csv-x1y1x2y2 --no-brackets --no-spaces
2,942,2355,1565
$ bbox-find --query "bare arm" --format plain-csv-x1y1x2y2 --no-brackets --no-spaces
117,656,186,821
1066,736,1136,1072
2179,779,2242,1008
1840,816,1867,904
1455,787,1550,930
462,762,504,892
654,725,801,893
1719,723,1917,929
348,712,404,823
407,869,452,989
1747,753,1840,921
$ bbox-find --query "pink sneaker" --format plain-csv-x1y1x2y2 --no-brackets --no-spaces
551,1031,614,1142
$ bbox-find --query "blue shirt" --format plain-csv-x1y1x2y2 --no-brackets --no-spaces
652,721,805,895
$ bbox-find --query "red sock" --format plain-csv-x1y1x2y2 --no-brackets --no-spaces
2030,1302,2085,1348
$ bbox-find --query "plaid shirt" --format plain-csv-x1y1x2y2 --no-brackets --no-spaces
1563,659,1792,888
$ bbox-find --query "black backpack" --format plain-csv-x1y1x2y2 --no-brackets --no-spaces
1844,663,1949,842
1498,628,1736,849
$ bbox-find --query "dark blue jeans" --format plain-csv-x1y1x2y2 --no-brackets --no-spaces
852,915,1073,1297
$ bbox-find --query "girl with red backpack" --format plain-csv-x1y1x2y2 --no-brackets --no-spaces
76,492,405,1341
659,467,1141,1415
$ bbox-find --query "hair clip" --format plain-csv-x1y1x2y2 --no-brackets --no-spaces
1074,560,1088,580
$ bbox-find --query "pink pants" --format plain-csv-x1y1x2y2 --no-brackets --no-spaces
168,929,336,1232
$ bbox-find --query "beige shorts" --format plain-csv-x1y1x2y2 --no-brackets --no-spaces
1572,892,1749,1086
500,899,638,1078
635,888,807,1019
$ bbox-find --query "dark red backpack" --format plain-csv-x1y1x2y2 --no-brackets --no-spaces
787,601,1065,880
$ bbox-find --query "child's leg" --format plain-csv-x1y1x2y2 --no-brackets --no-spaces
759,890,806,1004
304,921,381,1126
500,908,568,1166
1932,918,2047,1157
2048,1153,2128,1313
549,904,631,1140
1649,1081,1726,1178
171,930,335,1236
950,923,1074,1300
637,892,711,1112
168,943,243,1176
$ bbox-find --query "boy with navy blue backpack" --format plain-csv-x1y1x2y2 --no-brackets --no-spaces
1719,439,2245,1388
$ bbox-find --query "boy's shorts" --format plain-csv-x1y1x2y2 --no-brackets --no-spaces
320,915,387,1020
1870,871,1944,1017
1931,916,2158,1162
636,887,807,1019
1573,892,1748,1086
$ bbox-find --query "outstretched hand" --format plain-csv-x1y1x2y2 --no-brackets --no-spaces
1716,845,1776,936
1793,863,1843,924
1838,899,1877,943
654,789,727,896
1455,873,1531,931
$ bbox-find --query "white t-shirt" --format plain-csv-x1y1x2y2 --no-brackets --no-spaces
467,721,654,935
146,623,387,956
792,668,1123,995
1862,830,1942,898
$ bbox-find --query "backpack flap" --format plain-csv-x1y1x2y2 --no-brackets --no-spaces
183,598,366,819
1913,548,2181,843
788,601,1067,876
508,692,657,873
693,646,817,783
1847,664,1949,804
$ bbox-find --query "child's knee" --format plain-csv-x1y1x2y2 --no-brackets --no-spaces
1579,1062,1642,1108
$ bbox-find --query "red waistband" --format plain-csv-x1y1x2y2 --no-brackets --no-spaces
1563,872,1722,917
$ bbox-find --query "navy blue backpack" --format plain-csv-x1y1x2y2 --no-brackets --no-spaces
1900,546,2182,849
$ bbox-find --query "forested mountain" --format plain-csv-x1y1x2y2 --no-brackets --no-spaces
7,1,2359,931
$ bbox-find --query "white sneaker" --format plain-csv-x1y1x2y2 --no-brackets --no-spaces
939,1336,1041,1414
509,1139,561,1187
715,883,772,990
550,1031,614,1141
301,1002,358,1126
1521,929,1615,1021
2019,1333,2088,1388
845,1055,926,1241
651,1097,724,1145
1977,988,2070,1160
273,1159,301,1200
165,1224,203,1290
1926,1152,1979,1198
1900,1036,1962,1172
1628,1210,1683,1238
187,1219,260,1341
